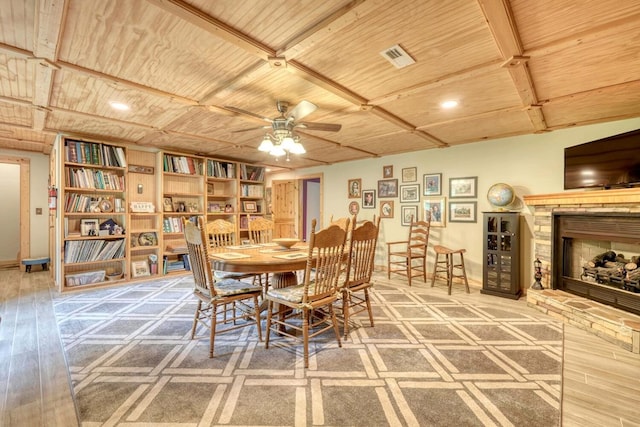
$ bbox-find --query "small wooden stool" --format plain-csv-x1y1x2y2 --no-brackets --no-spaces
22,257,50,273
431,245,470,295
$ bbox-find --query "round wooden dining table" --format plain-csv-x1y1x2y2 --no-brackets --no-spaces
209,244,310,288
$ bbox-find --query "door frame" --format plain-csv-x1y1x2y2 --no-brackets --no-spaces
297,173,323,238
0,155,30,269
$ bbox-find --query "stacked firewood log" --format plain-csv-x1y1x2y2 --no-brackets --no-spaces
583,251,640,291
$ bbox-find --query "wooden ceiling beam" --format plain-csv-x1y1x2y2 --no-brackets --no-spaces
146,0,276,61
366,106,447,147
478,0,547,132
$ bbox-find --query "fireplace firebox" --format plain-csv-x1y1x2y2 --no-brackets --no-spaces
552,212,640,315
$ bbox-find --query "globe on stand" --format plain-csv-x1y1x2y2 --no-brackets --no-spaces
487,183,515,211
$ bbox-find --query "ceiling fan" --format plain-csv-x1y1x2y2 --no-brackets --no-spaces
226,100,342,134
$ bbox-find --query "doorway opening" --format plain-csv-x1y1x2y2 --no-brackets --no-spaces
0,155,31,271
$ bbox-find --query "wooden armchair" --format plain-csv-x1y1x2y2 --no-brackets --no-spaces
386,215,431,286
341,215,380,338
248,215,274,244
206,218,260,284
265,218,350,368
183,216,262,358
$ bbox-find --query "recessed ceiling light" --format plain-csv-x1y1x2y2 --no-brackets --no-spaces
109,101,130,111
441,100,458,109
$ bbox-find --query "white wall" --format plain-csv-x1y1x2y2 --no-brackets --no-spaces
0,163,20,260
267,117,640,287
0,149,50,259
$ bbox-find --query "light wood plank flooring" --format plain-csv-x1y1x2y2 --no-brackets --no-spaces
1,269,639,426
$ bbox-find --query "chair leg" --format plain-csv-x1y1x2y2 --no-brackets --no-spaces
330,303,342,348
430,253,439,287
253,295,263,341
459,253,470,294
303,309,310,368
364,289,374,327
342,290,350,339
191,300,202,339
407,259,412,286
265,300,273,349
422,258,427,282
447,254,453,295
210,302,217,358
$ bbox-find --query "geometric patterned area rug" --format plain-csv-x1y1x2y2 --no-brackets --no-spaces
53,275,563,426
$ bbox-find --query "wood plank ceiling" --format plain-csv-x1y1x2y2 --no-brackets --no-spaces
1,0,639,170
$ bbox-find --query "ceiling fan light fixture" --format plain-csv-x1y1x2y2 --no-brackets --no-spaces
290,142,306,154
270,144,286,157
258,135,273,152
281,135,295,150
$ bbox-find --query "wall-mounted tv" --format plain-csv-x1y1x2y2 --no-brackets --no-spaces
564,129,640,190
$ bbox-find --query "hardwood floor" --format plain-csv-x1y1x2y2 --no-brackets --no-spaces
1,269,639,426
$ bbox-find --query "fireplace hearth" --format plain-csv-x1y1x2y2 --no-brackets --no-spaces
553,212,640,316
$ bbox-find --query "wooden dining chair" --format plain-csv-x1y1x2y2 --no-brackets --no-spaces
247,215,274,244
341,215,380,339
264,218,350,368
386,214,431,286
183,216,262,358
206,218,260,284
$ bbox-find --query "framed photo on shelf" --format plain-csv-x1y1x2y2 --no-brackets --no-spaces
383,165,393,178
449,176,478,198
243,201,257,213
400,184,420,202
378,179,398,198
80,218,99,236
131,260,150,278
163,197,173,212
380,200,394,218
423,197,446,227
449,201,477,223
423,173,442,196
362,190,376,208
402,167,417,182
348,178,362,198
401,205,418,226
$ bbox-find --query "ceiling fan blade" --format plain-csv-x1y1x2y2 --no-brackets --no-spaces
298,122,342,132
288,100,317,121
224,106,273,123
231,125,269,133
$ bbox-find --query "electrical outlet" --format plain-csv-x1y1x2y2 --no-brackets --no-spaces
36,208,42,215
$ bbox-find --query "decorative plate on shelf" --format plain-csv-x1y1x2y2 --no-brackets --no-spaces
138,232,158,246
98,198,114,212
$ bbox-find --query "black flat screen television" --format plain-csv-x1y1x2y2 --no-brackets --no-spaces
564,129,640,190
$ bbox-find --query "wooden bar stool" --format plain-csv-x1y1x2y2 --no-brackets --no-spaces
431,245,470,295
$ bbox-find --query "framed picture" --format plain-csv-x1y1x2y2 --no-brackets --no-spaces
450,201,477,223
400,184,420,202
349,201,360,215
362,190,376,208
137,232,158,246
163,197,173,212
131,260,150,278
449,176,478,198
378,179,398,198
401,205,418,226
80,218,100,236
383,165,393,178
243,201,257,213
380,200,394,218
402,167,417,182
348,178,361,198
423,197,446,227
423,173,442,196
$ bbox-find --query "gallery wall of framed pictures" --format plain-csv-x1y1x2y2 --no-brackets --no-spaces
347,165,478,225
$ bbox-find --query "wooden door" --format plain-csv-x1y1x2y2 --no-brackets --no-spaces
272,179,298,238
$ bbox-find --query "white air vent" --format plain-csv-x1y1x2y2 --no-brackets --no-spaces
380,44,416,69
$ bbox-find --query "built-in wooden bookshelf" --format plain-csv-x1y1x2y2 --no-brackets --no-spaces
60,138,128,291
56,139,266,291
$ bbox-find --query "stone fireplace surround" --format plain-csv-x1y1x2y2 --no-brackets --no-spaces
524,188,640,353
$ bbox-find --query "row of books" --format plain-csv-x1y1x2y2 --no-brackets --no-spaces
64,193,124,213
64,239,125,263
207,160,235,178
240,184,264,197
65,140,126,167
163,217,186,233
65,167,125,190
163,154,204,175
163,254,190,273
240,164,265,181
